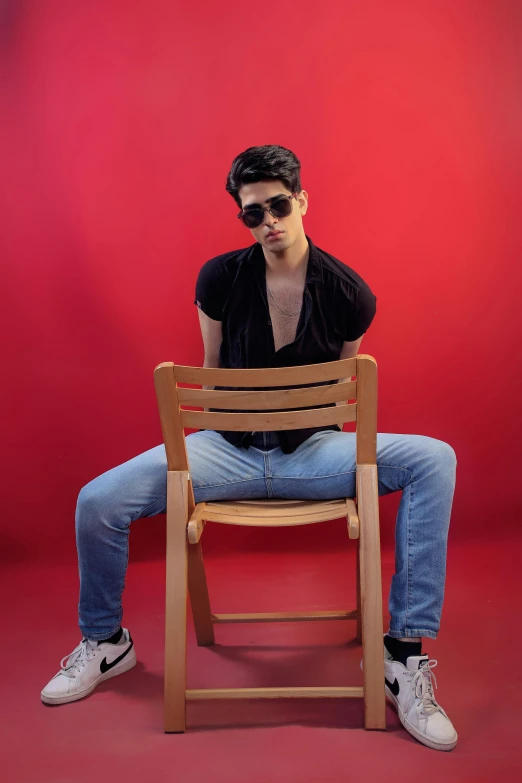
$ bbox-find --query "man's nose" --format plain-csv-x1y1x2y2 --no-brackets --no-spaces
263,209,278,227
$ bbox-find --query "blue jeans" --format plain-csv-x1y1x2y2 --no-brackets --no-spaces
75,430,456,642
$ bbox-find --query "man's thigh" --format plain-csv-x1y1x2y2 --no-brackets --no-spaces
269,430,357,499
187,430,268,502
187,429,421,503
269,430,418,500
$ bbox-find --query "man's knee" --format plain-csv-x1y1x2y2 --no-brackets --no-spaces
75,478,115,541
417,436,457,478
429,437,456,467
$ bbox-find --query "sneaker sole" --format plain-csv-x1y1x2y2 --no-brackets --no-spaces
41,648,137,706
385,684,458,752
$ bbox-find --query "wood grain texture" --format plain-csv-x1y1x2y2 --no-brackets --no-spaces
154,355,385,731
164,470,189,733
172,358,357,387
187,542,215,646
188,499,352,540
211,610,358,623
153,364,191,474
181,403,356,431
356,538,362,643
185,687,364,700
198,499,350,518
193,510,351,527
346,498,360,539
357,464,386,729
356,355,378,465
177,379,357,409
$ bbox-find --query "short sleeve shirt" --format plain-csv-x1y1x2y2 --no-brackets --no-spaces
194,236,376,453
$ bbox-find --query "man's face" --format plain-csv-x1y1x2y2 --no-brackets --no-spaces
237,179,308,253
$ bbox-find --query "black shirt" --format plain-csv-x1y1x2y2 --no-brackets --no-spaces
194,236,376,453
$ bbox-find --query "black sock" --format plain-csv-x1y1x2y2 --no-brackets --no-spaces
384,634,422,666
100,628,123,645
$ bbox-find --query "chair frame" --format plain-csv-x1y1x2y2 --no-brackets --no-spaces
154,355,385,733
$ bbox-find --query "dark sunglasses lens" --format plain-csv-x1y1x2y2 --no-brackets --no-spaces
270,197,292,218
241,209,264,228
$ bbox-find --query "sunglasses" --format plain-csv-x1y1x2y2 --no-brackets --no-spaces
237,194,296,229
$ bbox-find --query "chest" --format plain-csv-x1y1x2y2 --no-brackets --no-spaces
266,279,305,352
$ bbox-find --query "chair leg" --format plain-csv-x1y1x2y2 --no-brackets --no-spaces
356,537,362,643
357,465,386,730
164,470,189,733
188,541,215,646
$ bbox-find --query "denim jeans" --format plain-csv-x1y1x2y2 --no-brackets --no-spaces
75,430,456,642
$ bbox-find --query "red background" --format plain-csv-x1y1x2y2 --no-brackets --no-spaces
1,0,521,565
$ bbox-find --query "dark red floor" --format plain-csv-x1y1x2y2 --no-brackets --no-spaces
4,533,522,782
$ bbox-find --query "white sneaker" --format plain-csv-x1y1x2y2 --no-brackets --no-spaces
41,629,136,705
384,649,458,751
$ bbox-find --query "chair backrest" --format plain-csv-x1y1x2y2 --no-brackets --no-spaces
154,356,378,493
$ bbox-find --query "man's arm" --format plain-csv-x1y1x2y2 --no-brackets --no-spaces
340,336,363,361
197,308,222,369
197,310,222,401
338,336,364,403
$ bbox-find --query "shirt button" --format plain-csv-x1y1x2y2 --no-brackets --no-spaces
268,319,271,325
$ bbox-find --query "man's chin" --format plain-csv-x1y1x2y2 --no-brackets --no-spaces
262,235,291,252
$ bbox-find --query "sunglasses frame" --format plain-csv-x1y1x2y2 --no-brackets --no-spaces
237,193,297,229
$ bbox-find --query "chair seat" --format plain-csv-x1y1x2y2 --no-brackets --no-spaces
187,497,359,543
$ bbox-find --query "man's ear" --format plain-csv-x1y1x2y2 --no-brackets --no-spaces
298,189,308,216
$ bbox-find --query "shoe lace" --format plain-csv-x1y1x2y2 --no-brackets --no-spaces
411,659,440,715
60,639,98,677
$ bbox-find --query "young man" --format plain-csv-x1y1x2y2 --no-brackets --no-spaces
42,145,457,752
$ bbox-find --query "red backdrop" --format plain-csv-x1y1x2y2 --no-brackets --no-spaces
1,0,521,564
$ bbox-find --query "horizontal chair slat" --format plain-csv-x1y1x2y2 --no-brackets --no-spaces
233,499,316,506
173,358,357,387
181,403,356,431
198,511,349,526
177,379,357,410
185,686,364,700
200,499,349,517
212,610,358,623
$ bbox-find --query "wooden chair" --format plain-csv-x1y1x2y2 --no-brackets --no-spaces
153,354,385,733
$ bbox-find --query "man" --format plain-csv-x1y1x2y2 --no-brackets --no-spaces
42,145,457,752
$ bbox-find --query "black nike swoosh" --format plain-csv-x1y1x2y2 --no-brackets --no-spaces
100,638,134,674
385,677,400,696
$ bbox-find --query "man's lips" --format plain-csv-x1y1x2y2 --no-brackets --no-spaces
266,230,283,239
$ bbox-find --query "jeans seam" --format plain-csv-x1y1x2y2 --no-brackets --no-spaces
274,465,413,481
265,452,273,498
388,629,438,640
138,495,167,517
378,463,415,472
118,514,131,628
196,465,413,488
404,476,414,632
275,471,356,480
193,477,264,489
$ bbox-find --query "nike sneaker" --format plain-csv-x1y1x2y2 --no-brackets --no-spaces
384,648,458,751
41,628,136,705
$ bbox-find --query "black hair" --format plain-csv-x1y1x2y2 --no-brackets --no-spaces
226,145,302,207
